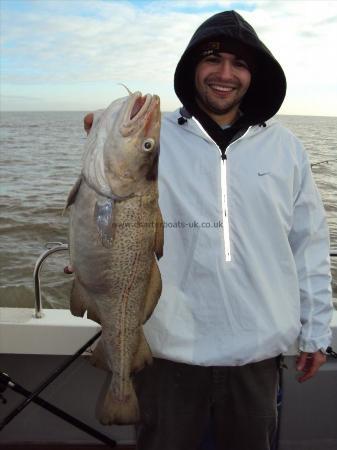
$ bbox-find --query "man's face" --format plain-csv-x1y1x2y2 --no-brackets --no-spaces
194,51,252,125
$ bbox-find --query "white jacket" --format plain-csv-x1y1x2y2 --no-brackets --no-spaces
144,109,333,366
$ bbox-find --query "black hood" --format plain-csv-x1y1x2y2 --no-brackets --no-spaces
174,10,287,126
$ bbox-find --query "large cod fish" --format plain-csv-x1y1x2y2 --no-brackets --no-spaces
65,91,163,425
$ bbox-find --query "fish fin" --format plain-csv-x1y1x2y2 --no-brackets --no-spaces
87,304,101,324
142,258,162,323
154,207,164,259
70,278,99,320
63,176,82,214
131,328,153,373
90,338,110,371
94,198,116,248
70,278,88,317
98,380,140,425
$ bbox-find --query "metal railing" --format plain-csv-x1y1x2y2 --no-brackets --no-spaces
33,242,69,318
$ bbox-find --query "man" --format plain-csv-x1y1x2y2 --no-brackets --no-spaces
85,10,333,450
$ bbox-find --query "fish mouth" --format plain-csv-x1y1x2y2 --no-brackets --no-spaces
120,91,160,137
126,92,159,123
130,95,148,120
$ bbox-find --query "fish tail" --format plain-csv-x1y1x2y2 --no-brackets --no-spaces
98,379,140,425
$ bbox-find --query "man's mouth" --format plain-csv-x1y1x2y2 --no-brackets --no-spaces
208,84,236,93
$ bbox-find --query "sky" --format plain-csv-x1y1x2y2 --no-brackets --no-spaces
1,0,337,116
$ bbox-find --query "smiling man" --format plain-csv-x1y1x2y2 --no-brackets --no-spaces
84,10,332,450
134,10,332,450
194,50,252,124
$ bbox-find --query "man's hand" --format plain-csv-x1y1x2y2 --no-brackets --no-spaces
296,351,326,383
84,113,94,135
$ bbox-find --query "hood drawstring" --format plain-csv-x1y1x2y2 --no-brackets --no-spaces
178,107,192,125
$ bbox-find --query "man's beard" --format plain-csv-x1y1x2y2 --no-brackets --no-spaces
195,88,243,117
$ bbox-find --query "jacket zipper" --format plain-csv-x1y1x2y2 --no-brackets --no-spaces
192,118,232,261
220,154,231,261
192,118,252,262
221,127,252,257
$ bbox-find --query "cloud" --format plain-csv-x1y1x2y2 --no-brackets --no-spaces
0,95,41,101
1,0,337,115
2,1,202,84
299,31,318,38
241,2,337,110
316,14,337,26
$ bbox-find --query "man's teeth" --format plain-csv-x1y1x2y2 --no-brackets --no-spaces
210,85,234,92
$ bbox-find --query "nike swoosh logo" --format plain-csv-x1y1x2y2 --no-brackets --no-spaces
258,172,270,176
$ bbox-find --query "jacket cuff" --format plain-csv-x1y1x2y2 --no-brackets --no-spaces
298,333,332,353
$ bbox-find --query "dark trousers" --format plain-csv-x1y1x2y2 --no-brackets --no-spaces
134,357,279,450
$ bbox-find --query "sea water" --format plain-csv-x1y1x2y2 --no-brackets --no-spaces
0,112,336,308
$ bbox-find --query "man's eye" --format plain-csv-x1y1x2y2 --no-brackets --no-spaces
204,56,220,64
235,60,249,69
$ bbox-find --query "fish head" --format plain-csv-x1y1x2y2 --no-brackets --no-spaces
104,92,161,197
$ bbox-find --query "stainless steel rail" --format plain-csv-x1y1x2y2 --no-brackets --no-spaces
33,242,69,318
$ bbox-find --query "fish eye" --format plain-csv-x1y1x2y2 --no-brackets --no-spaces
142,138,155,152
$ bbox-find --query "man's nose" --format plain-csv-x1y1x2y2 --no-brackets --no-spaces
218,61,234,79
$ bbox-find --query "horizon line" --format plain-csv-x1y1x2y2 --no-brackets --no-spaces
1,110,337,119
